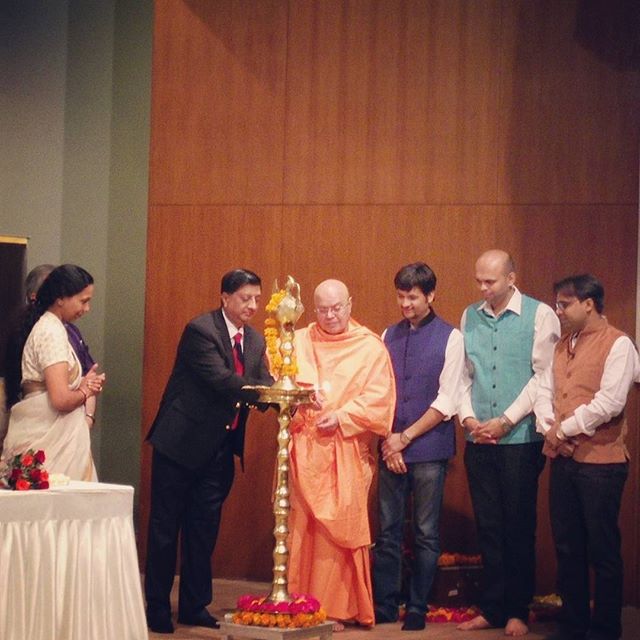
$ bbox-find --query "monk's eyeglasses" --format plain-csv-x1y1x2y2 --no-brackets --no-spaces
315,300,351,316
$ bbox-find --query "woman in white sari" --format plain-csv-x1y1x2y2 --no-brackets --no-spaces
1,265,106,481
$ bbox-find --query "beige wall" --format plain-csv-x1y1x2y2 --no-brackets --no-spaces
0,1,68,263
0,0,152,495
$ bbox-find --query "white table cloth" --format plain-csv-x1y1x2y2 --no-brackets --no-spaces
0,481,147,640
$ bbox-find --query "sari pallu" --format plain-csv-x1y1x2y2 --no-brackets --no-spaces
2,358,96,482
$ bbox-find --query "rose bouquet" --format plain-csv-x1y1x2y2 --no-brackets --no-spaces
0,449,49,490
232,594,326,628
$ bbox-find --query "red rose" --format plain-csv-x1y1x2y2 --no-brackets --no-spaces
21,453,34,467
10,468,22,480
36,481,50,490
41,470,49,481
34,450,46,464
30,469,42,481
16,479,31,491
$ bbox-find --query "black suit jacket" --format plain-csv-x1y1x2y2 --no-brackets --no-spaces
147,309,273,469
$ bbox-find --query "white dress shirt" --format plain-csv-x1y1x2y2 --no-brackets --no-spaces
459,287,561,425
535,333,640,438
431,328,466,420
221,309,244,348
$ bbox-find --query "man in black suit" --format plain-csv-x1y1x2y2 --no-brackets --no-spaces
144,268,273,634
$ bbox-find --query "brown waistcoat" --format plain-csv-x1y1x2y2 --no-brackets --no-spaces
550,319,629,464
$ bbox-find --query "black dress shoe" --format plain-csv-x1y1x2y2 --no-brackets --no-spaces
146,612,174,634
177,610,219,629
402,611,426,631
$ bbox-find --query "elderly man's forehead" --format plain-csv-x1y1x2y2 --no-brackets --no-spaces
314,280,349,301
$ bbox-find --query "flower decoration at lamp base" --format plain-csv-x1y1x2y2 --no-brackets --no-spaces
232,594,327,629
0,449,49,490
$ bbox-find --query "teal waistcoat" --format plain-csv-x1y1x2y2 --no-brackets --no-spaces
463,294,541,444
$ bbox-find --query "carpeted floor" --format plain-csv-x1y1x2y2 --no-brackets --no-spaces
145,578,639,639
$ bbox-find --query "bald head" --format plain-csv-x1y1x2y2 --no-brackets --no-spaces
476,250,515,277
475,249,516,314
314,279,349,302
314,279,352,334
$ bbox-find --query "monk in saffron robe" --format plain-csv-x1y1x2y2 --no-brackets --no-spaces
288,279,395,628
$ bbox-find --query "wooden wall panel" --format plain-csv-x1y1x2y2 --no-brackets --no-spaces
140,206,282,580
498,208,640,601
144,0,640,604
280,207,499,332
498,1,640,204
149,0,288,204
278,207,504,567
284,0,501,204
499,209,639,334
275,207,638,598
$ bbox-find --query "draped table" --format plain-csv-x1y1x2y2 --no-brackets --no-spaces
0,481,147,640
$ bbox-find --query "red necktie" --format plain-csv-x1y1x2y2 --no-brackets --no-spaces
233,332,244,375
231,332,244,430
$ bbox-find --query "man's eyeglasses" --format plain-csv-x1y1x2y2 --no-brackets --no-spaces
315,301,350,316
555,299,579,312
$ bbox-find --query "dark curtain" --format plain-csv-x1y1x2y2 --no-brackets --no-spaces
0,241,27,377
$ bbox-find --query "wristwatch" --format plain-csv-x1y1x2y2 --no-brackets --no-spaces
499,415,512,435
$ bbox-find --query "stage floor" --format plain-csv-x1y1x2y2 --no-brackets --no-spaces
145,578,639,640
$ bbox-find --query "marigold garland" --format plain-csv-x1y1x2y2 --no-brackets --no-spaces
529,593,562,622
532,593,562,607
437,552,482,567
232,594,327,628
425,605,478,623
264,290,298,379
421,596,561,624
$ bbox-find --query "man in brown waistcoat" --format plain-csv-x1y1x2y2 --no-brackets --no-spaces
535,274,640,640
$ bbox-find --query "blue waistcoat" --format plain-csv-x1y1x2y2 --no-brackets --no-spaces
463,294,541,444
384,314,455,463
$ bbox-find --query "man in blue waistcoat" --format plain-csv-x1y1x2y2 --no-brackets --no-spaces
458,249,560,637
373,262,465,631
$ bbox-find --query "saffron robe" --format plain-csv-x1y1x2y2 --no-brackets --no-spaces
288,320,395,625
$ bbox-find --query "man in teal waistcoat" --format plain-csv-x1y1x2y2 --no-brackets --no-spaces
457,250,560,637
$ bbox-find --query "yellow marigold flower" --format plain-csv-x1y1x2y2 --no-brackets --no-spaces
263,289,300,379
281,363,298,377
